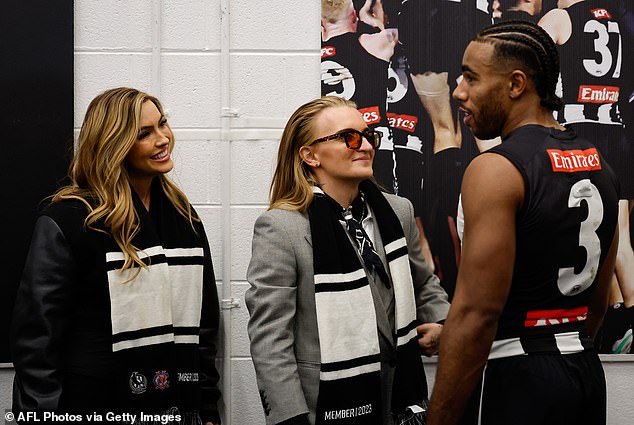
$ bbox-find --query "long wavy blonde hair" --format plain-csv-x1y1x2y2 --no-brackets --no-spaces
269,96,356,212
52,87,197,273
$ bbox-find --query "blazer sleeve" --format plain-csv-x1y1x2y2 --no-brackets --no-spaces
245,211,310,425
11,215,78,412
197,220,222,424
401,199,451,323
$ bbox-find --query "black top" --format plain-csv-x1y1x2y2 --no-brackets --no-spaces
321,31,390,131
11,185,221,423
488,125,619,350
558,0,624,125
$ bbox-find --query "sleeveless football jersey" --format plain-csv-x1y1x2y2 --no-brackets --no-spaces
487,125,619,358
321,32,390,136
558,1,624,126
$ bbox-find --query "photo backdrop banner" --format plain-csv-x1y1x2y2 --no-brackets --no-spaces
320,0,634,355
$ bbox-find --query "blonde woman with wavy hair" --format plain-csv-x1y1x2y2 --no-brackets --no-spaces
12,87,222,425
246,96,449,425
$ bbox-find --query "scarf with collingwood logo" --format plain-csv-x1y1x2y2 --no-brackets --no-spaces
308,180,428,425
103,180,220,423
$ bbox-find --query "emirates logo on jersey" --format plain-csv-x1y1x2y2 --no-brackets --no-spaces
590,8,611,19
321,46,336,58
577,85,620,103
358,106,381,125
547,148,602,173
525,306,588,327
387,113,418,133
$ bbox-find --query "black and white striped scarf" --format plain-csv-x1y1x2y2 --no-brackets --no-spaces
309,180,428,425
104,182,211,423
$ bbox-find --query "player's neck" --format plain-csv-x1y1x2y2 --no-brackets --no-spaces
502,103,564,137
322,22,355,42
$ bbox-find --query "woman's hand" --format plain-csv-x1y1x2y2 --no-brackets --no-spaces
416,322,443,356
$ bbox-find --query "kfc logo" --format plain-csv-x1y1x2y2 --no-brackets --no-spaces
321,46,336,58
387,113,418,133
358,106,381,125
591,8,611,19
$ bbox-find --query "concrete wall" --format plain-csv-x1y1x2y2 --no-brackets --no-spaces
1,1,633,424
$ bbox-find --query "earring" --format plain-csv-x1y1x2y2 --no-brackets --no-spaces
314,162,320,167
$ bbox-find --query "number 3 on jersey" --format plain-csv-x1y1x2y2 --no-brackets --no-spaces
558,179,604,296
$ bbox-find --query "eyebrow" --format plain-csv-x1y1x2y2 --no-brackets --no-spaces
139,116,166,130
461,65,475,74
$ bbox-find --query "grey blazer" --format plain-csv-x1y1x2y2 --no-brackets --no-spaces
245,193,450,425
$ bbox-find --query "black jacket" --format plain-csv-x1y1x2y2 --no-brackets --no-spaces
11,192,221,423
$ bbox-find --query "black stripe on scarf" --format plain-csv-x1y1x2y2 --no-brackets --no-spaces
314,277,368,293
106,253,204,271
320,353,382,372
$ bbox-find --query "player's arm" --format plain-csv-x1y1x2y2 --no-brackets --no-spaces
427,153,524,425
587,226,619,338
359,0,385,30
538,8,572,45
359,29,397,62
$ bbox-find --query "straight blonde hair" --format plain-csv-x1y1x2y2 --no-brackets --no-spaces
269,96,356,212
53,87,197,275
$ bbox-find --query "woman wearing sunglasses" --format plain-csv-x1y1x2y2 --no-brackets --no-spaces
245,96,450,425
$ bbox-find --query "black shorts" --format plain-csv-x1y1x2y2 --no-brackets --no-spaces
569,122,634,200
459,350,606,425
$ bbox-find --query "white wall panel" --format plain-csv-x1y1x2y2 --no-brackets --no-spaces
162,0,221,50
75,1,152,49
170,138,224,205
74,53,152,126
230,1,320,51
231,282,251,358
161,54,222,127
230,139,278,205
230,207,266,281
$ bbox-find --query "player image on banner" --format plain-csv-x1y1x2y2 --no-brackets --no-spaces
320,0,633,346
321,0,396,193
540,0,634,354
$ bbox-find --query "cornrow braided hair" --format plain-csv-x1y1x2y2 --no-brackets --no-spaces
475,20,563,111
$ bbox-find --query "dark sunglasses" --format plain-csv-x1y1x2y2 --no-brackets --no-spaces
310,128,382,150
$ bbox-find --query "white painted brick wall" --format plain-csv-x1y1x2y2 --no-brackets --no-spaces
73,1,319,424
3,2,632,425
